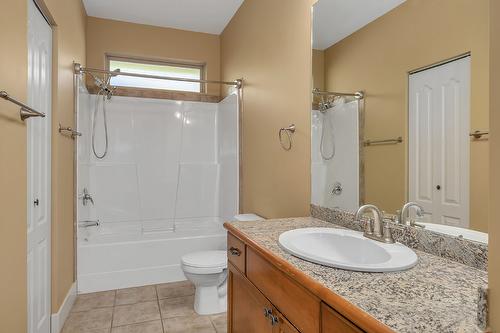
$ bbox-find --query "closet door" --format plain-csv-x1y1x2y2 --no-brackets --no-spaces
409,56,470,228
27,1,52,332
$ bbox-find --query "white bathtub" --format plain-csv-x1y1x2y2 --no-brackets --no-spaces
77,219,227,293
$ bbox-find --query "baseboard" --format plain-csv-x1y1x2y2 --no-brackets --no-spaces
77,264,186,294
51,282,76,333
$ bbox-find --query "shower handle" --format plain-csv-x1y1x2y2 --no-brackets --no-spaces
81,188,94,206
332,182,343,196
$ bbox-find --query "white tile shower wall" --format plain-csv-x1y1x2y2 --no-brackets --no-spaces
217,93,239,219
180,101,217,164
175,163,218,219
78,94,238,237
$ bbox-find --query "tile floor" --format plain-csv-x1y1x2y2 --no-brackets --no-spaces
62,281,227,333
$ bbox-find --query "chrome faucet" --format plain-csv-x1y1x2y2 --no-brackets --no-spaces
398,202,424,226
81,188,94,206
355,204,394,243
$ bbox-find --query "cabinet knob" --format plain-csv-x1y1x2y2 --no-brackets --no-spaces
436,185,441,190
270,314,279,326
263,307,272,318
34,198,39,206
229,247,241,256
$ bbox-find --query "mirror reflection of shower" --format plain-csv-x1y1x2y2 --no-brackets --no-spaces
318,95,343,160
88,69,120,159
311,89,363,211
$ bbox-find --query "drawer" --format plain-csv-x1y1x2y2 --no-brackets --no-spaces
247,248,320,333
321,302,364,333
227,233,246,273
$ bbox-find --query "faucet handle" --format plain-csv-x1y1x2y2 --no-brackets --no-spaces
382,219,395,243
364,217,374,235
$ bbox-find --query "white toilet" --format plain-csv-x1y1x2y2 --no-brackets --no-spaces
181,213,263,315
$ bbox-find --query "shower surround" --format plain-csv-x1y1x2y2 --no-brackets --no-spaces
311,99,360,212
76,82,239,293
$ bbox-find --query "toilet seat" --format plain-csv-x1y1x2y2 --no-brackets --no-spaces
181,250,227,274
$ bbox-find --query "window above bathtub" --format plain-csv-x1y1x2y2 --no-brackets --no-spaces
107,55,205,93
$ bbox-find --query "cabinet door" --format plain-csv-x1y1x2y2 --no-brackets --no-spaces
321,303,364,333
229,264,273,333
273,310,300,333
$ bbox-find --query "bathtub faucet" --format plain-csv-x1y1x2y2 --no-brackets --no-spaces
81,188,94,206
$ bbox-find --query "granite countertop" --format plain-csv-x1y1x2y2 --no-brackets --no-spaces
226,217,488,333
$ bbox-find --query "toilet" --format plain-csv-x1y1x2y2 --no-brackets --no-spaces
181,213,263,315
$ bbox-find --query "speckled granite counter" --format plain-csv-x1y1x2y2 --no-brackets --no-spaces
226,217,488,333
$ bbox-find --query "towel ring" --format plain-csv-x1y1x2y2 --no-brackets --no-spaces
279,124,296,151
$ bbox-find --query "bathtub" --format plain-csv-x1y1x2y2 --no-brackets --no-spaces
77,218,227,293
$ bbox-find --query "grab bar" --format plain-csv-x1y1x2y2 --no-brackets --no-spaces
364,136,403,146
0,90,46,121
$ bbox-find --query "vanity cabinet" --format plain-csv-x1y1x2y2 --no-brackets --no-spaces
229,263,299,333
227,232,370,333
229,264,273,332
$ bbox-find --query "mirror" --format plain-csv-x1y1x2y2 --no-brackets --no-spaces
311,0,489,238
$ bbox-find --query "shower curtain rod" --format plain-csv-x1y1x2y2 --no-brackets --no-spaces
73,63,243,89
313,88,364,99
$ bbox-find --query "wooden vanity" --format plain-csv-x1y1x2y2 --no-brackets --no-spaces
225,229,393,333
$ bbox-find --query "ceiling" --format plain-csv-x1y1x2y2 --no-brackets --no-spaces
82,0,244,35
313,0,406,50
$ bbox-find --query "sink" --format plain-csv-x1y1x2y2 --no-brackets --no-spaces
278,228,418,272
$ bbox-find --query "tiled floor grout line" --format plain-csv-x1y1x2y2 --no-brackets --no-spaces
111,318,163,329
110,289,117,330
155,284,167,333
209,316,218,332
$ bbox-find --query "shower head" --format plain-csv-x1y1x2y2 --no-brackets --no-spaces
89,72,116,100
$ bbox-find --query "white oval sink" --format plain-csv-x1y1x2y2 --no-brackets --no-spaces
278,228,418,272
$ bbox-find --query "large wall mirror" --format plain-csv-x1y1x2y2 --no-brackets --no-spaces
311,0,489,240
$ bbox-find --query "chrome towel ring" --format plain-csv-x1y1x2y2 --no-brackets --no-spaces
279,124,296,151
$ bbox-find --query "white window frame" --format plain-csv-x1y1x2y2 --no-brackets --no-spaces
106,54,206,93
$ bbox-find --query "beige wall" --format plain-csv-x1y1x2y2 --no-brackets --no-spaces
323,0,489,231
312,49,325,90
0,0,86,330
489,0,499,329
86,17,221,96
44,0,87,312
0,1,29,330
220,0,313,218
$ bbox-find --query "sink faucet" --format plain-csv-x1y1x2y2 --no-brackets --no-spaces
398,202,424,226
355,204,394,243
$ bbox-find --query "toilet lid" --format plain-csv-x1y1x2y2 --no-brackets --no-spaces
181,250,227,269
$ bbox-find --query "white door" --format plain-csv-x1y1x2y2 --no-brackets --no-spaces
409,56,470,227
27,1,52,333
